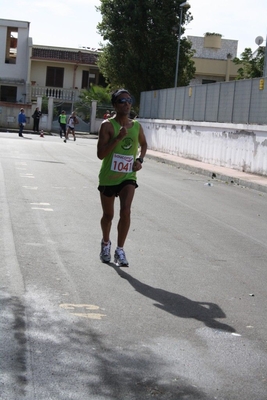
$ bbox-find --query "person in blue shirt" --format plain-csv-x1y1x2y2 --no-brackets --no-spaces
18,108,26,137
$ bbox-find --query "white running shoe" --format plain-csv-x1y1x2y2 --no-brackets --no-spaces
100,240,111,263
114,248,129,267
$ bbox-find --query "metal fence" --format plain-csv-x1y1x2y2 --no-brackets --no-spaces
139,77,267,125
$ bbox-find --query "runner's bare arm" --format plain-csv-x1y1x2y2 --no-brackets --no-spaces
138,125,147,159
97,120,125,160
132,125,148,172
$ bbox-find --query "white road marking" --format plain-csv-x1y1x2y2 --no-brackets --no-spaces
20,173,34,178
71,313,106,320
60,304,100,310
60,304,106,320
31,207,53,211
30,203,50,205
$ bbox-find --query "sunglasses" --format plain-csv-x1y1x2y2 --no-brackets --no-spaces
116,98,133,104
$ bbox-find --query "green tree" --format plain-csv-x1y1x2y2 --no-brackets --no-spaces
233,47,265,79
96,0,195,103
74,85,111,121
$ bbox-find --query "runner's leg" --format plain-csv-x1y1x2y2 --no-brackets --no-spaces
100,193,115,243
117,184,135,248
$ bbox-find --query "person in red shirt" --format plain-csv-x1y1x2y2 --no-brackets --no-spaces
103,110,111,119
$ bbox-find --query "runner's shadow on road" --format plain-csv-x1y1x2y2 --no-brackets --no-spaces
112,266,235,333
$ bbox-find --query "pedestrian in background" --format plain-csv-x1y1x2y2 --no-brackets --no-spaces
32,107,42,133
103,110,110,119
58,110,67,138
97,88,147,267
18,108,26,137
64,111,79,142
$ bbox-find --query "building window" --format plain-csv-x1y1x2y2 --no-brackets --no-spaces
98,73,106,87
46,67,64,87
89,73,96,86
82,71,89,89
0,86,17,102
202,79,217,84
82,71,97,89
5,27,18,64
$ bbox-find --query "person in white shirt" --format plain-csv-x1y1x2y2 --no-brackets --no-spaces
64,111,79,142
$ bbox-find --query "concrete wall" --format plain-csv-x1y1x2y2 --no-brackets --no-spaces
0,97,99,133
0,100,46,131
0,102,31,129
139,119,267,176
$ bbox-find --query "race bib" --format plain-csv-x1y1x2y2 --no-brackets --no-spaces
111,153,134,173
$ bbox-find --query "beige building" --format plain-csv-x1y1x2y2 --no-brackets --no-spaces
189,34,240,84
0,18,103,109
30,45,104,107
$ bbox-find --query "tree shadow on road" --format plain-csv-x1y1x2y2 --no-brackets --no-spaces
1,289,212,400
112,266,236,333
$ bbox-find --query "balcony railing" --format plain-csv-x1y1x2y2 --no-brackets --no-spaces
31,86,80,102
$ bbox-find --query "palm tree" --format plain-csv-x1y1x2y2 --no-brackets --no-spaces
75,85,111,121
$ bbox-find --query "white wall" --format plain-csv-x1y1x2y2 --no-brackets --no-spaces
0,19,31,102
0,19,30,80
138,119,267,176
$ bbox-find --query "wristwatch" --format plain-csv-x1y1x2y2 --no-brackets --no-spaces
136,157,143,164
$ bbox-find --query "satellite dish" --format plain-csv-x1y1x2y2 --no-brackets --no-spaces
255,36,264,46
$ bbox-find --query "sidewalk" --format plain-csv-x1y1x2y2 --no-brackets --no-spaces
146,149,267,194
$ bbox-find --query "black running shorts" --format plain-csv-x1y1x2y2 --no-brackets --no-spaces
98,179,138,197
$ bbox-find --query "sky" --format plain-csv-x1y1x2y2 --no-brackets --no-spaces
1,0,267,56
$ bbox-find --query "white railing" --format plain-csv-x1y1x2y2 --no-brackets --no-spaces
31,86,80,102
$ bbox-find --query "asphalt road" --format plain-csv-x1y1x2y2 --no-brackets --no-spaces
1,132,267,400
